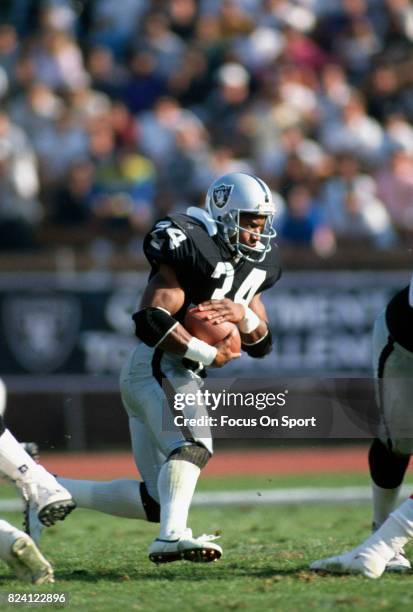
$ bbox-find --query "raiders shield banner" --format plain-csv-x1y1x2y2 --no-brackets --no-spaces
2,294,81,373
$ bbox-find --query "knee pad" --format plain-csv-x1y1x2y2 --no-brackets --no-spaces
169,443,211,469
140,482,160,523
369,438,410,488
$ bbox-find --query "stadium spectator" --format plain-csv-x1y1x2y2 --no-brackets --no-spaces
0,111,41,250
333,12,382,84
0,24,19,83
203,62,252,155
366,63,406,122
168,47,213,108
91,149,156,234
232,26,284,73
135,12,187,80
137,96,202,167
325,185,395,249
110,101,137,151
65,83,111,124
375,148,413,232
85,0,147,59
33,105,88,186
86,45,128,100
194,14,227,72
31,27,88,91
168,0,199,41
322,154,395,248
320,91,387,164
160,116,213,212
8,82,63,143
383,113,413,156
282,25,327,71
256,124,327,186
121,50,168,114
50,160,94,227
278,183,328,247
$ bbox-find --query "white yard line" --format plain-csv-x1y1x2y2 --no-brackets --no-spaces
1,485,412,512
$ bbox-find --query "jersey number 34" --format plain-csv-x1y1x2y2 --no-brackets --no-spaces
211,262,266,305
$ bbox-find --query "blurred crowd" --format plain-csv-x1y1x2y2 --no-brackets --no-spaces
0,0,413,256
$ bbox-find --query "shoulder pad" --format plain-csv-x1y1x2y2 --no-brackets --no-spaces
186,207,218,236
143,216,194,268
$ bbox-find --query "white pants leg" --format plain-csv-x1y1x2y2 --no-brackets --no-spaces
373,310,413,454
120,343,213,487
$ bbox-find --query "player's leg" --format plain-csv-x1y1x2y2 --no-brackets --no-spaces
371,310,410,528
369,439,410,529
311,495,413,579
0,415,74,527
56,418,162,522
123,348,221,562
48,348,165,525
0,519,54,584
370,310,412,570
56,477,149,519
121,346,222,561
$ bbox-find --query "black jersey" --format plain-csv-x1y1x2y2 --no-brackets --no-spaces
143,212,281,322
386,286,413,352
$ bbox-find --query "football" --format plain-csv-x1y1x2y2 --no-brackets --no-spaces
184,307,241,353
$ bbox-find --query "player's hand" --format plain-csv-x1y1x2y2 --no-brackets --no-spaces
196,299,245,325
211,329,241,367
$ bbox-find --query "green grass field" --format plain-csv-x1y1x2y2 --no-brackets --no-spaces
0,476,412,611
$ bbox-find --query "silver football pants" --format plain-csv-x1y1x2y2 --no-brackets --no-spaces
373,309,413,455
119,342,212,501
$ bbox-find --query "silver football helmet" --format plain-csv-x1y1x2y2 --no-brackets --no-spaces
205,172,276,262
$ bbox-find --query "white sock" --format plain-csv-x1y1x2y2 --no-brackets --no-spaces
0,520,22,561
372,482,401,528
57,478,147,519
0,430,57,490
361,498,413,561
157,459,200,539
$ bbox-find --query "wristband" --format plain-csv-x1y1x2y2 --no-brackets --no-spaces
238,307,260,334
184,337,217,366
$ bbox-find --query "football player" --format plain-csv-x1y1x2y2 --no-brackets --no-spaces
311,276,413,577
48,172,281,563
0,411,75,582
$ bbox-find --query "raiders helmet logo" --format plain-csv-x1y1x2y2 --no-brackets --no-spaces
212,184,234,208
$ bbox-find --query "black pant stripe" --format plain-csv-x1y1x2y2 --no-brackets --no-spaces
377,335,395,448
151,349,196,445
377,335,395,379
